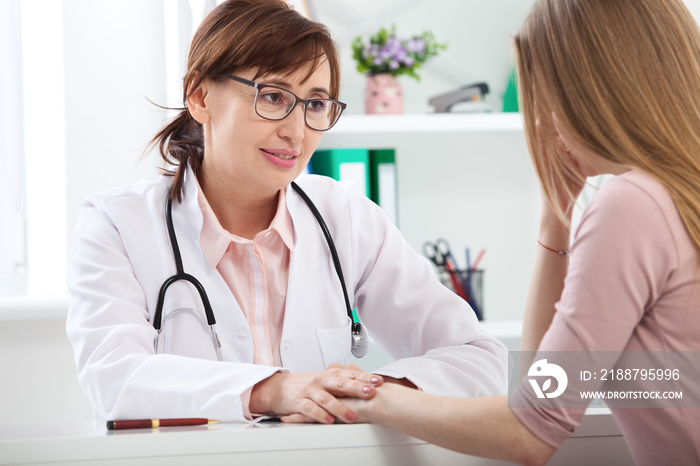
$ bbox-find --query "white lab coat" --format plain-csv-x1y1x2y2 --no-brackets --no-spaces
67,166,508,422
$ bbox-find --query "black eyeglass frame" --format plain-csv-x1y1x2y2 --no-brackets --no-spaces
223,74,347,132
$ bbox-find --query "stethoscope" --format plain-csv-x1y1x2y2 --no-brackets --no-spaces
153,181,369,361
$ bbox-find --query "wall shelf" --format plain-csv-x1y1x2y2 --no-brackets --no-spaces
328,112,523,135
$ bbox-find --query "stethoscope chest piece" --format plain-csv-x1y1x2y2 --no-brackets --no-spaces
351,322,369,358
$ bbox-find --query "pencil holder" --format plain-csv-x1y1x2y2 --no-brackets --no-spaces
437,267,485,321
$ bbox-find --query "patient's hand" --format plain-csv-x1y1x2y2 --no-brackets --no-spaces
339,383,408,424
282,383,417,425
254,363,382,424
279,372,416,424
276,364,383,424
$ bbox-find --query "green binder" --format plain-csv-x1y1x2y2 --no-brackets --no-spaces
503,66,519,113
369,149,398,226
309,148,370,198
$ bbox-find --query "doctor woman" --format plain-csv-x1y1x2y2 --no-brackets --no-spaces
66,0,507,424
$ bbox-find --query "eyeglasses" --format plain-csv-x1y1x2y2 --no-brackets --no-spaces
224,74,346,131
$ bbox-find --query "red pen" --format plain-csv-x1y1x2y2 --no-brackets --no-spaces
106,418,218,430
444,256,468,300
471,249,486,271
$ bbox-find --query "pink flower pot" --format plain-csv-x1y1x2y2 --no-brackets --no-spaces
364,74,403,114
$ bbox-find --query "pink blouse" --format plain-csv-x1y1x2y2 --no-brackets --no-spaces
197,183,294,419
197,185,294,368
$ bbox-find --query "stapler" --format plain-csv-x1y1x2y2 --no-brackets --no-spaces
428,82,489,113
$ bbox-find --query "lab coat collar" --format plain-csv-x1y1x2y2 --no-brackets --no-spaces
179,164,205,241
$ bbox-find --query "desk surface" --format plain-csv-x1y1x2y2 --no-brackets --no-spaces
1,409,634,466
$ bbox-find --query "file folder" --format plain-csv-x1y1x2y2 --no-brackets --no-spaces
310,148,370,197
369,149,398,226
503,66,519,113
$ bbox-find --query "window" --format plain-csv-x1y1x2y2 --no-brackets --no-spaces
0,0,27,295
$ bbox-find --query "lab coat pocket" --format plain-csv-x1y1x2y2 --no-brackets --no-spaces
315,318,352,367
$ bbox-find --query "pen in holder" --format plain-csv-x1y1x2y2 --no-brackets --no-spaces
422,239,485,320
437,267,484,321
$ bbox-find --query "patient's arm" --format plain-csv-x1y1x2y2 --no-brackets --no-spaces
344,383,556,466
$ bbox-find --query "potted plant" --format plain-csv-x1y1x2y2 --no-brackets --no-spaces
352,25,447,114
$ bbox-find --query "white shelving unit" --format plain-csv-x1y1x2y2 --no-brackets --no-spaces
318,112,539,323
325,113,523,135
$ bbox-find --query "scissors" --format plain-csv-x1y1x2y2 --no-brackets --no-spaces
423,238,468,300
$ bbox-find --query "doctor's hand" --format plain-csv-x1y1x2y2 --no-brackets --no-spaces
250,363,383,424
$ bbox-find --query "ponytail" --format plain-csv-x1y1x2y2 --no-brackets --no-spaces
148,108,203,201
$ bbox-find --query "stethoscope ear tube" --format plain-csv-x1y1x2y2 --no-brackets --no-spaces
291,182,369,358
291,182,353,321
154,186,221,360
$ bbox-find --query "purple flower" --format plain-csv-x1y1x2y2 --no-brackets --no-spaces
369,45,382,59
353,26,445,79
379,46,394,59
406,38,426,54
386,37,402,52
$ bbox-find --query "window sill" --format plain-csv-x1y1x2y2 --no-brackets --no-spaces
0,295,69,321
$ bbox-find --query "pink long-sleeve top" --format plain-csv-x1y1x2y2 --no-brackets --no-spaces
512,170,700,466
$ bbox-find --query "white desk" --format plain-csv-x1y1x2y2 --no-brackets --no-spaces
1,409,633,465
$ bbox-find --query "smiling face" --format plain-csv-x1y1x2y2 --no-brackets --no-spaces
188,59,331,202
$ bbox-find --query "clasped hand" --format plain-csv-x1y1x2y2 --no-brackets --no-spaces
250,363,383,424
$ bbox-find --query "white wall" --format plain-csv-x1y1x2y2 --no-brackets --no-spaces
0,0,27,295
63,0,168,238
0,315,94,424
22,0,67,299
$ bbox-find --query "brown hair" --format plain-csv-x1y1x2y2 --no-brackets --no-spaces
150,0,340,199
515,0,700,254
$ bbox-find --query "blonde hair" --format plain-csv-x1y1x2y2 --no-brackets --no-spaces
515,0,700,253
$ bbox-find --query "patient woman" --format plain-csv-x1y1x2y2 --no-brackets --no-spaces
333,0,700,464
